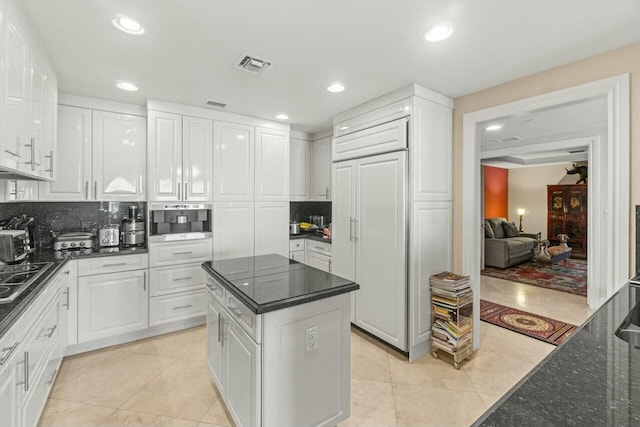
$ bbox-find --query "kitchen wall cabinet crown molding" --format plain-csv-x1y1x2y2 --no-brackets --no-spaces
58,93,146,117
147,99,289,132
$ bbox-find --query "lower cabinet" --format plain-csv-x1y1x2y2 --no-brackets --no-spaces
305,240,332,273
149,289,206,327
207,291,261,427
0,264,67,427
78,269,148,343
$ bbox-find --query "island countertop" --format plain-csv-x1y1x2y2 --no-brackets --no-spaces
474,282,640,426
202,254,358,314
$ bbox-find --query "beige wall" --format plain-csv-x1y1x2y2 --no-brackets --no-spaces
507,164,579,240
453,43,640,272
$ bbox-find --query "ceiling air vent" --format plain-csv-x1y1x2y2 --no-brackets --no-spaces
234,53,273,75
205,100,226,108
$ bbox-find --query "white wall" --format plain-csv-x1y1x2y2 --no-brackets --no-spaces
508,163,581,239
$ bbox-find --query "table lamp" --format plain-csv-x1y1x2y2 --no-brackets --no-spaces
517,208,525,232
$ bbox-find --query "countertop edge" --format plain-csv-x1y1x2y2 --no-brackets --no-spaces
201,262,357,314
0,258,70,340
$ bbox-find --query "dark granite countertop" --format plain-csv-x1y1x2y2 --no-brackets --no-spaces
0,253,69,340
290,231,332,244
474,282,640,426
202,254,357,314
48,246,148,260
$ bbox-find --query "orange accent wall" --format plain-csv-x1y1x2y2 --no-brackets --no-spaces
484,166,508,218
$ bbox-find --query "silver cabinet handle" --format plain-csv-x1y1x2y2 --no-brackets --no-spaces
43,325,57,338
173,251,193,256
349,218,354,241
173,276,193,282
217,313,222,342
208,282,217,291
85,181,89,199
25,138,35,171
173,304,193,310
102,262,128,268
45,150,54,177
63,287,70,310
325,187,329,199
16,352,28,392
143,271,147,291
328,259,332,273
353,218,358,241
178,182,181,200
0,342,19,366
94,181,98,199
184,183,188,201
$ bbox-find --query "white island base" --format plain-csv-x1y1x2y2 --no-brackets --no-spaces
206,280,351,427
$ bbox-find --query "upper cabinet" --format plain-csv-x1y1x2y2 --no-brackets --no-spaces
289,137,311,201
148,111,212,202
213,122,254,202
40,106,146,201
255,127,289,201
92,111,146,201
0,0,58,180
312,136,331,200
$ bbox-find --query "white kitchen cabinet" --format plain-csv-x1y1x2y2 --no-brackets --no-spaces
214,122,254,202
225,318,261,427
148,111,213,202
78,269,148,343
213,202,255,260
183,116,213,201
40,106,91,200
289,251,304,262
206,296,225,395
149,239,212,268
333,151,407,350
28,58,45,175
0,331,18,427
312,136,332,200
254,202,289,257
62,261,78,346
306,250,331,273
148,111,182,201
149,289,206,327
289,137,311,201
92,110,146,201
255,127,289,201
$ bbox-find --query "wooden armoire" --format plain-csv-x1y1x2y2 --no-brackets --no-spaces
547,184,587,258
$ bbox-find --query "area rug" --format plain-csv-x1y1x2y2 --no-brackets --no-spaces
481,259,587,296
480,300,577,345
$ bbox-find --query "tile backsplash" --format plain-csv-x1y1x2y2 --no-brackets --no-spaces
0,201,146,249
290,201,331,225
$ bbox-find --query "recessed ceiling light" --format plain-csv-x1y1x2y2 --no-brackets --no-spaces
116,81,138,92
327,82,345,93
425,24,454,42
275,114,289,120
112,16,144,35
485,124,503,131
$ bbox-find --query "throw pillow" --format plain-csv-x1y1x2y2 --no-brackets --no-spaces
502,221,520,238
484,220,495,238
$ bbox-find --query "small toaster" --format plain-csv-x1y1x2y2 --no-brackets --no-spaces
98,225,120,247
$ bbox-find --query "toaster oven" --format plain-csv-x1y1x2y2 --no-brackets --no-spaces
0,230,28,263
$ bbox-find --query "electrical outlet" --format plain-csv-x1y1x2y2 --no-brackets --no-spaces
305,326,318,352
80,220,91,231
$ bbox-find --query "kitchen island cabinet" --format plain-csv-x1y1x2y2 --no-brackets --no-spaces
202,254,358,427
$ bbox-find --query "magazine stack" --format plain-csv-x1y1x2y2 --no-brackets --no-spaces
430,271,473,369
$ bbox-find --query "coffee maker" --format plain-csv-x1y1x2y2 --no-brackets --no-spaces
121,205,145,247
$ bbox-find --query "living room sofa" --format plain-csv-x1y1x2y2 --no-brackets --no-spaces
484,217,539,268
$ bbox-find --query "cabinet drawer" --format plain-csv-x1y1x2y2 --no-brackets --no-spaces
289,239,305,252
333,118,407,161
226,293,261,344
206,276,226,306
149,240,212,267
149,263,206,297
306,240,332,256
149,290,206,327
19,343,62,427
290,251,305,263
78,254,148,276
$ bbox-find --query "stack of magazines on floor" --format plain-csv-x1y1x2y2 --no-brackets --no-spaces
430,272,472,351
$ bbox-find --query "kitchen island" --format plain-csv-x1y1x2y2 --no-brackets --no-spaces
474,281,640,426
202,254,358,427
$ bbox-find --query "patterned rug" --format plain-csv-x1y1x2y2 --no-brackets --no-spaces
481,259,587,296
480,300,577,345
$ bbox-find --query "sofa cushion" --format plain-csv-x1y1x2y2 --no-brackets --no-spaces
502,221,520,238
484,220,495,238
505,237,537,255
486,217,507,239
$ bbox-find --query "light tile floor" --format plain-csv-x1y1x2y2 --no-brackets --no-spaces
38,276,594,427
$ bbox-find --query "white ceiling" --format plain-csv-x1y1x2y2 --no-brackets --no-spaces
21,0,640,133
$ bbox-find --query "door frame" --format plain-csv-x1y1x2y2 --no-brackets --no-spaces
461,74,630,349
